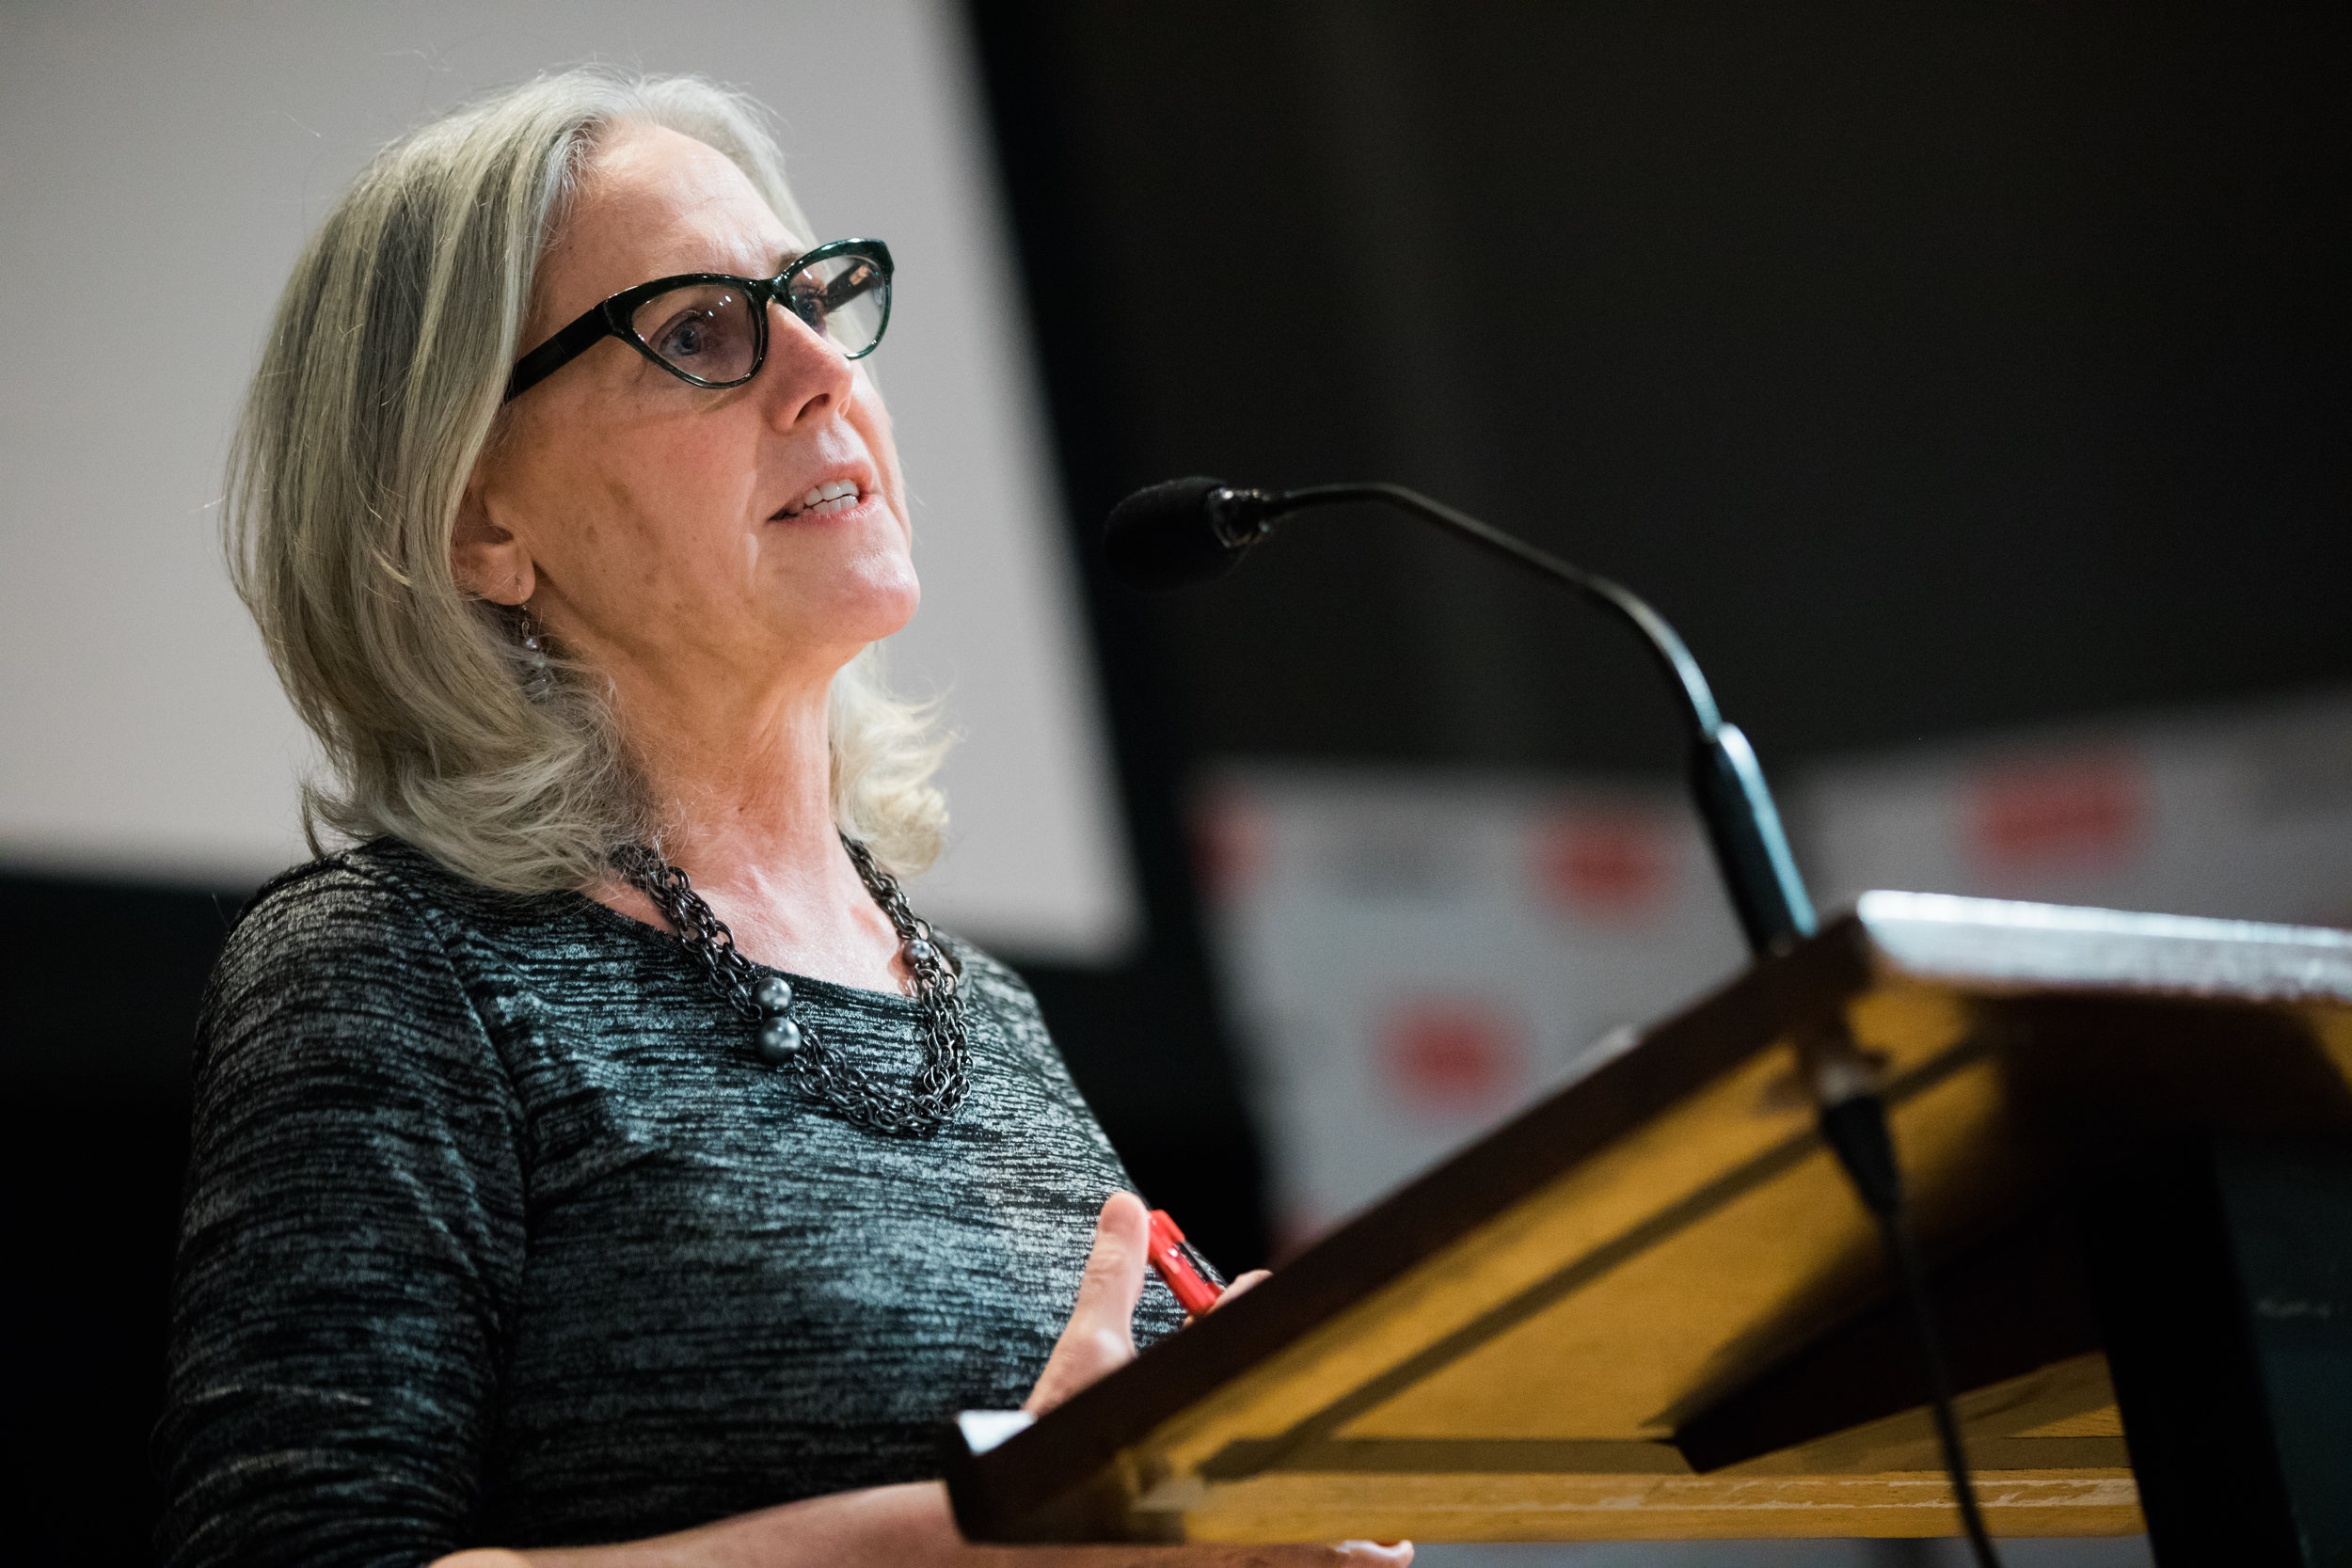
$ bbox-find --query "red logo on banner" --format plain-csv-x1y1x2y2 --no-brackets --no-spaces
1967,752,2147,872
1190,786,1272,905
1534,808,1674,923
1379,998,1529,1119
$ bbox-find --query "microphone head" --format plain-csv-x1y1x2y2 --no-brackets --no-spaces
1104,476,1257,590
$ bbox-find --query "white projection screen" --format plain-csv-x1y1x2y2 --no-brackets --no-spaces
0,0,1139,960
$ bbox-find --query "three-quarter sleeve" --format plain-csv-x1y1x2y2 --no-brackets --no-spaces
156,863,529,1568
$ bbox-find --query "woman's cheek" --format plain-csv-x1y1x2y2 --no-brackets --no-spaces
849,382,907,509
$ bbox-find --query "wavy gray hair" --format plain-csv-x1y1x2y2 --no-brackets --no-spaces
228,70,946,892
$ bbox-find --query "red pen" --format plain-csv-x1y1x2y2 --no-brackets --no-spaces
1145,1208,1229,1317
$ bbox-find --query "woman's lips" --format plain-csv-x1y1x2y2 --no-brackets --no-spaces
774,479,866,519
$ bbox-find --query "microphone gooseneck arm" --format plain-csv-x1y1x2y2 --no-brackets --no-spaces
1260,484,1722,727
1210,481,1816,958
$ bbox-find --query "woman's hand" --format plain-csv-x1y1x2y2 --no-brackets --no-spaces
993,1195,1401,1564
1031,1192,1276,1413
436,1197,1406,1567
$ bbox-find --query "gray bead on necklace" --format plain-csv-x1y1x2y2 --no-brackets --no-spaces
750,974,800,1062
613,835,972,1138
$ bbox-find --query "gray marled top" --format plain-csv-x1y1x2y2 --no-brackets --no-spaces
157,838,1178,1567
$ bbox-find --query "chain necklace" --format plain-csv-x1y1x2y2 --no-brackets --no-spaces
612,835,972,1138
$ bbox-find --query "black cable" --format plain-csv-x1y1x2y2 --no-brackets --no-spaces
1885,1211,2001,1563
1819,1094,2004,1568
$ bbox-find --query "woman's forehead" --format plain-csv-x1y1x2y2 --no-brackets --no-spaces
540,125,799,315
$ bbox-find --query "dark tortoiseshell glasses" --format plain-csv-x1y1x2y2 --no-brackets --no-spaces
504,237,893,403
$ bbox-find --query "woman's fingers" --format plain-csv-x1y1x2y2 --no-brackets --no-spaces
1024,1193,1149,1415
1213,1269,1270,1309
1016,1218,1407,1562
1182,1267,1272,1327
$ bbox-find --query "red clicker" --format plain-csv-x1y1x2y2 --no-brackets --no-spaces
1145,1208,1227,1316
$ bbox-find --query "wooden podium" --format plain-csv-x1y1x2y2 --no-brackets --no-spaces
947,893,2352,1561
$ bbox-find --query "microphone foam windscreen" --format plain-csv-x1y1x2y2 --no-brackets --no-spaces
1103,475,1239,590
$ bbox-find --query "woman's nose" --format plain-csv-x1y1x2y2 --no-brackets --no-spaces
758,303,856,430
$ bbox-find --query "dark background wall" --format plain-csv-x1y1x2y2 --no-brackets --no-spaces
977,2,2347,777
8,6,2345,1560
971,0,2348,1258
7,878,229,1564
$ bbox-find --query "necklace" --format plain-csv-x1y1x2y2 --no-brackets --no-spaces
612,835,972,1138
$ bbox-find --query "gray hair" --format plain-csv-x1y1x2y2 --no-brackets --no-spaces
228,70,946,892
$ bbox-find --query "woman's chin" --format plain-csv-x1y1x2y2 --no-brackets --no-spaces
779,569,919,652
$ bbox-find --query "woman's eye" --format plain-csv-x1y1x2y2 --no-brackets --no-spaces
657,312,716,359
788,281,829,329
630,287,756,382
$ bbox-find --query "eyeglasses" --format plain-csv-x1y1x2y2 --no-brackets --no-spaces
503,237,894,403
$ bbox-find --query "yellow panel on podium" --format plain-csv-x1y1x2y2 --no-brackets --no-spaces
946,893,2352,1544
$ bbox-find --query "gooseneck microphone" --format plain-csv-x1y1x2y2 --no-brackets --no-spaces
1104,476,1816,957
1103,475,2004,1568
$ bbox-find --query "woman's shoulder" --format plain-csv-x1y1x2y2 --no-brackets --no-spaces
223,838,474,958
230,835,561,946
192,840,577,1119
202,839,539,1053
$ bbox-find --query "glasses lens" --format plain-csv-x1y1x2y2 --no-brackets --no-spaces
786,251,890,357
629,284,760,385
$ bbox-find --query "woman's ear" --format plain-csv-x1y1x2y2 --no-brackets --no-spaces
452,477,536,606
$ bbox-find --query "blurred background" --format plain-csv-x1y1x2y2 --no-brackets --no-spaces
4,2,2344,1562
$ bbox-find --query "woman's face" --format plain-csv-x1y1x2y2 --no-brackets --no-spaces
462,123,917,699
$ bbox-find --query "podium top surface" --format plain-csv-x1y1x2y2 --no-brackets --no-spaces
1842,890,2352,1001
948,895,2352,1545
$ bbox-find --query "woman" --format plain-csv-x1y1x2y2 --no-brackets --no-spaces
158,70,1409,1568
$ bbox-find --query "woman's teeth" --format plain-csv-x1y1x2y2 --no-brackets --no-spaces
792,481,863,516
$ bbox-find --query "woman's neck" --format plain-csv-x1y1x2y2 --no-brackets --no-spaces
590,657,908,994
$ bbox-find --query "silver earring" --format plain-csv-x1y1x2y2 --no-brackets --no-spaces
515,602,552,701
